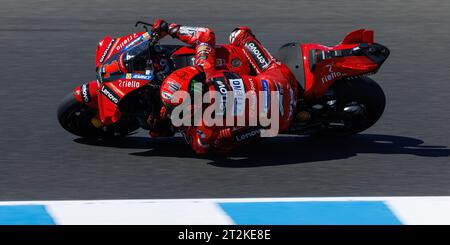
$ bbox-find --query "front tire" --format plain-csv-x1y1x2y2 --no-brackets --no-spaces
57,93,139,139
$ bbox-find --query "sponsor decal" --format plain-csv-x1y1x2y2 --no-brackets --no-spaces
235,128,260,142
248,78,256,91
125,73,153,81
212,77,229,115
124,38,142,50
142,32,151,40
167,80,181,93
229,29,241,44
132,73,153,80
161,91,173,101
321,64,344,84
197,43,212,53
81,83,90,103
229,78,246,116
261,80,270,115
99,39,114,63
133,73,152,80
123,32,151,51
215,79,229,95
179,26,206,36
115,33,139,51
101,85,119,104
247,78,257,117
245,41,270,70
118,80,141,88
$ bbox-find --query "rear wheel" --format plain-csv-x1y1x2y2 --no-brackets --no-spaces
57,93,139,139
314,76,386,137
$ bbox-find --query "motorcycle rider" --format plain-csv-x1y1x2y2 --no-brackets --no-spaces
150,19,298,154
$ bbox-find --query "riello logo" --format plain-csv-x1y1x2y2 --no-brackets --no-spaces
116,34,138,51
321,64,343,84
119,80,140,88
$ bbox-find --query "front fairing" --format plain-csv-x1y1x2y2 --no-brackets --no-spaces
98,37,153,83
95,32,152,67
95,32,155,125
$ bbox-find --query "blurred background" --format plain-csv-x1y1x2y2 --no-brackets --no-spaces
0,0,449,201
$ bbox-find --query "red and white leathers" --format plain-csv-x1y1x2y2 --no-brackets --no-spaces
156,21,298,154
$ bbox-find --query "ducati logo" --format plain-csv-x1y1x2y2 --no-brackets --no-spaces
99,39,114,63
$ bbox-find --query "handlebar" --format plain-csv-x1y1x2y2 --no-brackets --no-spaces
134,21,153,31
134,21,161,46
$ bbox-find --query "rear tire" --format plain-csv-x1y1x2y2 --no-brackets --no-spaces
314,76,386,137
57,93,139,139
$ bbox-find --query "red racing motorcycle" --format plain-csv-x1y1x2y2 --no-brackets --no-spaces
58,21,389,140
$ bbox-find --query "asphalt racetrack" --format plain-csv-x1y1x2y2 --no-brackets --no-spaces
0,0,449,201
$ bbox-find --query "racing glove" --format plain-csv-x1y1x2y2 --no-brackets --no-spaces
151,19,170,38
151,19,180,39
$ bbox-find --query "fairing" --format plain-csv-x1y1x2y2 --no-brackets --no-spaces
297,29,389,98
93,32,155,124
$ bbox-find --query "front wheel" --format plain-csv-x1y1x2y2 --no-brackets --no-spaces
314,76,386,137
57,93,139,139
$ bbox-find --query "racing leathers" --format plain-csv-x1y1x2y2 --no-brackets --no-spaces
152,19,298,154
